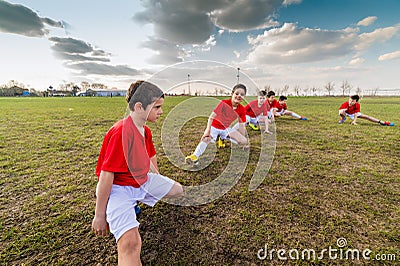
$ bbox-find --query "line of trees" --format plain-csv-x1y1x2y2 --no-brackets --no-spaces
265,80,383,97
0,80,110,97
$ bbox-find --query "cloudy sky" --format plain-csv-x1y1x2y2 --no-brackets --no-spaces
1,0,399,94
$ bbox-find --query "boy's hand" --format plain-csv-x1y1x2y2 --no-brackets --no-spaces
351,121,357,125
92,216,109,236
201,135,211,142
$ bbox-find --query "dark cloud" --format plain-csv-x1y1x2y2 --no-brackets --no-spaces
48,37,140,76
141,36,186,65
49,37,95,54
210,0,282,31
0,0,63,37
133,0,284,63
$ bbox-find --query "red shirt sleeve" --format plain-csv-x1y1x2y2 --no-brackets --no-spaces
339,102,349,110
271,99,280,109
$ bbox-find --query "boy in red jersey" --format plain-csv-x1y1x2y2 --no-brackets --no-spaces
339,95,394,126
272,96,307,120
266,90,277,122
92,81,183,265
244,90,272,134
185,84,249,164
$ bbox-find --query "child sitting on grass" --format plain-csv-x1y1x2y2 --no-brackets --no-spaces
243,90,272,134
272,96,307,120
185,83,248,165
338,95,394,126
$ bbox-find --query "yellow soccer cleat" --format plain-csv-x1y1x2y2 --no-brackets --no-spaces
185,154,199,165
248,123,260,131
217,136,225,148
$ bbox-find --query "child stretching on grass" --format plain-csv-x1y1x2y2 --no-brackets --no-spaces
92,81,183,265
272,96,307,120
185,83,248,165
339,95,394,126
243,90,272,134
266,90,277,122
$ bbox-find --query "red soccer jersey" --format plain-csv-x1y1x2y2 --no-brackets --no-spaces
270,99,281,110
339,101,360,114
275,101,287,112
211,99,246,129
95,116,156,187
245,99,270,118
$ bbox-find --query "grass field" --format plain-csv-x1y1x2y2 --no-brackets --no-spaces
0,96,399,265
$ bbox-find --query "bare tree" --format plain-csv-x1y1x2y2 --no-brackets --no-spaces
294,85,301,96
302,86,309,96
355,87,362,96
340,80,352,96
371,87,379,96
324,82,335,96
281,84,289,96
264,84,272,92
310,86,318,96
91,83,108,90
80,81,90,91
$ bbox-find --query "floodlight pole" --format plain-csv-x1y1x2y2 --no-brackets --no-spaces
237,67,240,84
187,74,191,95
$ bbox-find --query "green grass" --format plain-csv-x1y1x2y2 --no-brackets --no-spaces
0,96,399,265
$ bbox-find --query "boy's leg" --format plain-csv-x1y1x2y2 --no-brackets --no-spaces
338,109,347,123
228,130,248,145
284,110,303,119
117,228,142,266
193,141,208,158
141,173,182,204
165,181,184,198
358,113,379,123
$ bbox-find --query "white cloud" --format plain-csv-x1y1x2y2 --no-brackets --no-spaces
357,16,378,27
378,50,400,61
247,23,358,64
356,23,400,50
282,0,303,6
233,50,241,58
349,57,365,66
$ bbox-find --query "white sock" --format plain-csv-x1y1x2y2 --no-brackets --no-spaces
194,141,208,158
291,112,301,119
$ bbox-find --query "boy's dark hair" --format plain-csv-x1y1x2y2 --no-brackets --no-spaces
267,91,275,97
279,96,287,101
232,83,247,94
350,95,360,102
258,90,267,96
126,81,164,111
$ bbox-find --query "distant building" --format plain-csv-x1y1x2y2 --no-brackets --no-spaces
77,89,126,97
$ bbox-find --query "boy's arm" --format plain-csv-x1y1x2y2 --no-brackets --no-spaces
92,170,114,236
202,112,216,141
149,155,159,173
238,121,246,136
352,114,358,124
